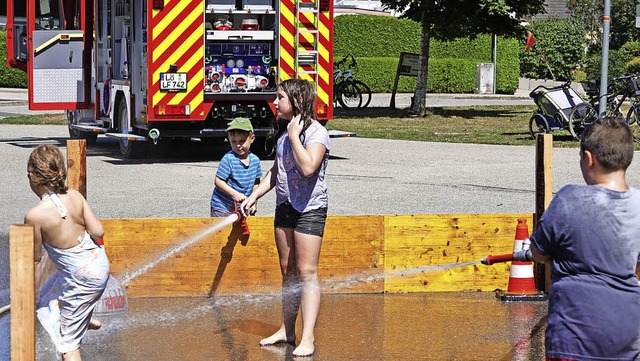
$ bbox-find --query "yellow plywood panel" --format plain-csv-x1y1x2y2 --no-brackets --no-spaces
103,217,281,298
320,216,385,294
383,214,533,293
102,215,385,297
101,214,536,297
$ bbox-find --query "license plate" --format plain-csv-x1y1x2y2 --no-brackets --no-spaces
160,73,187,91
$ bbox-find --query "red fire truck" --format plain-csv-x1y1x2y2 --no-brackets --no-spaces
6,0,334,158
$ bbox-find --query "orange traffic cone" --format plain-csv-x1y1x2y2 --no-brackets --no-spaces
496,218,547,302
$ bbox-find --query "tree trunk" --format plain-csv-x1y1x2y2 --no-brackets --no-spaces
411,11,431,116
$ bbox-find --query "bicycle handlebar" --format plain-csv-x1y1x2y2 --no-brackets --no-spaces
333,56,349,68
349,55,357,69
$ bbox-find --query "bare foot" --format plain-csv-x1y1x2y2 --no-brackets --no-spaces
292,339,314,357
88,318,101,330
259,329,295,346
62,349,82,361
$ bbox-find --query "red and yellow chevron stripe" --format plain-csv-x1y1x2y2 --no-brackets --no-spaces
148,0,206,121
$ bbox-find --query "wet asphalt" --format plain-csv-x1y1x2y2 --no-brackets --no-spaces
0,88,597,360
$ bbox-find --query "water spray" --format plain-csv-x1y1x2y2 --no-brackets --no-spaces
120,212,242,287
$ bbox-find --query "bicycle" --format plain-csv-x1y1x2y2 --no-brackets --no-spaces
571,73,640,141
333,55,372,110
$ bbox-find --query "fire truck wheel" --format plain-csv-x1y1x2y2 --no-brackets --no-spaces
67,111,98,145
116,99,147,159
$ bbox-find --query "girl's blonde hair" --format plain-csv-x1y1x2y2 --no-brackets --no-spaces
27,144,68,194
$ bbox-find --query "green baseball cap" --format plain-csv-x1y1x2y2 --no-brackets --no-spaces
226,117,254,132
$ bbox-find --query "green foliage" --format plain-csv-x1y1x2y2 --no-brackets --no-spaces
621,41,640,57
627,58,640,74
572,69,587,83
568,0,639,52
335,15,519,93
334,15,421,58
0,31,28,88
584,47,634,80
519,18,584,81
378,0,545,41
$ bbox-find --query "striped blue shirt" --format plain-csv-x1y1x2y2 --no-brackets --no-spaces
210,151,263,213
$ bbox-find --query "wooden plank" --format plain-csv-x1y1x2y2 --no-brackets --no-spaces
10,225,35,361
535,133,553,293
101,214,534,297
103,215,384,297
319,216,384,294
66,139,86,198
383,214,533,293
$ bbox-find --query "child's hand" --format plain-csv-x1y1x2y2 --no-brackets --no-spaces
241,196,256,217
234,193,246,204
287,114,303,138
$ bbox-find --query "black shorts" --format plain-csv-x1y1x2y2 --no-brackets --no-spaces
274,202,327,237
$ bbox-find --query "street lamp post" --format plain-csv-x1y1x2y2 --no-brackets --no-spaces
599,0,611,117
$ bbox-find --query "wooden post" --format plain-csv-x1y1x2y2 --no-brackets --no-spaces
534,133,553,293
67,139,87,198
10,225,35,361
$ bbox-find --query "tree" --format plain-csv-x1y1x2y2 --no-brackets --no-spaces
567,0,638,53
379,0,545,116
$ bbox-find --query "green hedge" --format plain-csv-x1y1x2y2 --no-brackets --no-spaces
335,15,520,94
0,30,28,88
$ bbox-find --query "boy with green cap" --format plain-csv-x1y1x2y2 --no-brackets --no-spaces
209,117,263,218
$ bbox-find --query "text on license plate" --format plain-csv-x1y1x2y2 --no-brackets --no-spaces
160,73,187,91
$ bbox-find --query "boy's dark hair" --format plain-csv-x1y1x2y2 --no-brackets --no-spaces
580,116,634,171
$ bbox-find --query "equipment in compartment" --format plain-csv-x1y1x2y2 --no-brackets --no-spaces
206,0,274,12
205,42,274,93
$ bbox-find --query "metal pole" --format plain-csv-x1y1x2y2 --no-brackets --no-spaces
599,0,611,116
493,34,497,94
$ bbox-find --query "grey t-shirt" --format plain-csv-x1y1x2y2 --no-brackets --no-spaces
275,121,330,212
531,184,640,360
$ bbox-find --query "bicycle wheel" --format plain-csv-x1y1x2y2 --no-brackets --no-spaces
568,102,598,141
626,104,640,142
528,114,550,140
337,81,362,110
352,80,371,108
627,103,639,126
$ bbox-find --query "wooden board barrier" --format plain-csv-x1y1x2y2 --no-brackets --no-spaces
384,214,532,293
103,215,384,297
102,213,531,298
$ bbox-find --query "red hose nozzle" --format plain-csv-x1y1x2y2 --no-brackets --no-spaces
232,202,250,236
481,250,532,265
481,253,516,265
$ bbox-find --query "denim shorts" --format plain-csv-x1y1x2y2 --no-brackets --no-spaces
274,202,327,237
210,207,231,218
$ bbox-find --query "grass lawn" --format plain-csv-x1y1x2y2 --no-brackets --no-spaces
2,105,629,149
327,105,582,148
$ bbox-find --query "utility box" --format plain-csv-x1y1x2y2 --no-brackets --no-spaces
475,62,494,94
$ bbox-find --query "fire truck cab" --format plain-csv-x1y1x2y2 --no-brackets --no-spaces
6,0,334,158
